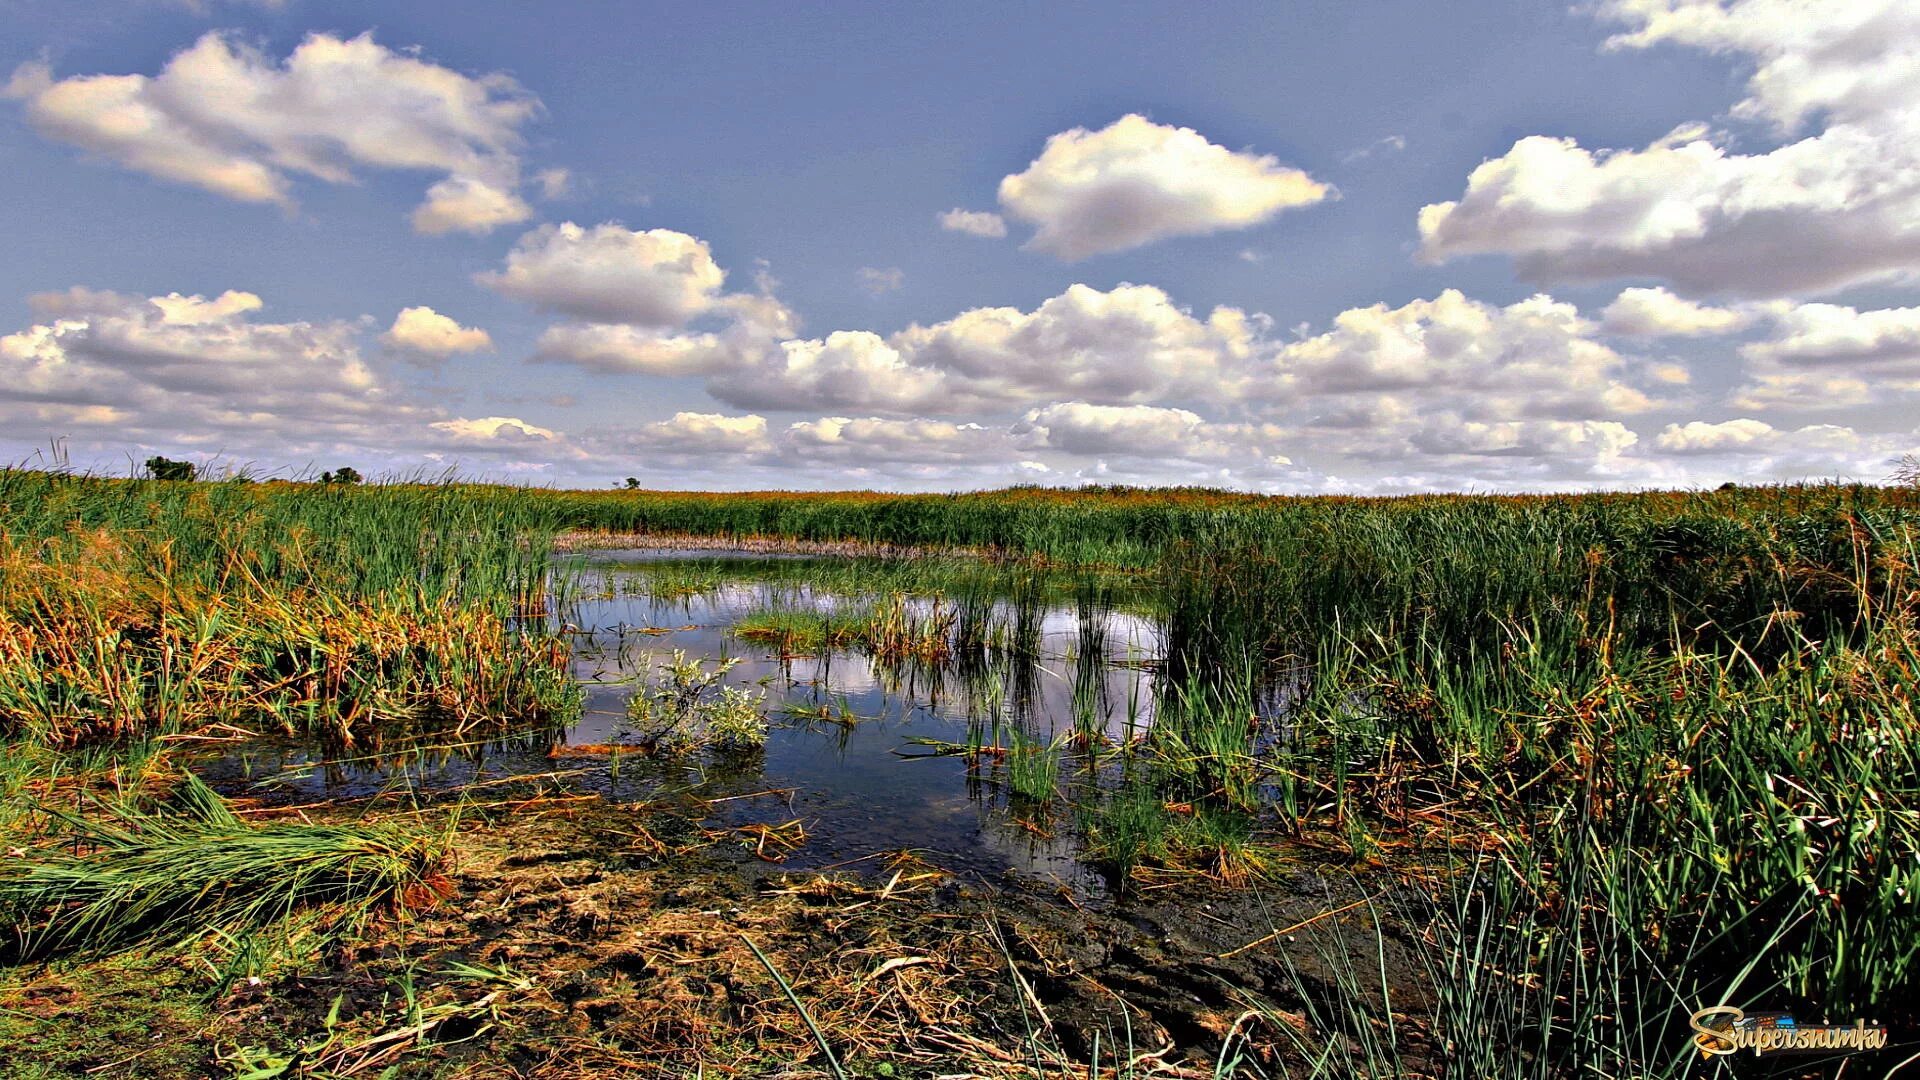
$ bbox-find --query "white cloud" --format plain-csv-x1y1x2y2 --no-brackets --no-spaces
532,324,747,376
428,415,560,444
1647,418,1918,481
1741,302,1920,371
1408,417,1639,463
1731,301,1920,406
997,114,1331,259
708,282,1264,414
1727,371,1872,411
1266,290,1652,420
857,266,905,294
892,283,1263,404
412,177,532,237
0,288,378,450
938,208,1007,238
783,416,1002,463
382,306,492,360
1418,0,1920,296
0,287,584,472
1654,418,1776,453
716,331,949,413
4,32,541,235
1601,286,1751,337
478,223,728,327
616,411,772,455
1014,402,1288,462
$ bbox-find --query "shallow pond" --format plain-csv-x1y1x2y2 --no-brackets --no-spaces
196,551,1231,894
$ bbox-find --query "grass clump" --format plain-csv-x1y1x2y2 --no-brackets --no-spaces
1004,727,1062,803
0,775,449,963
1078,784,1169,883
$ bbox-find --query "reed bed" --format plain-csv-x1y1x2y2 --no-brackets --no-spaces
4,467,1917,1076
0,470,576,749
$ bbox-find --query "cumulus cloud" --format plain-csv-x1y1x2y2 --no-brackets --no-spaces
1417,0,1920,296
938,208,1008,238
1601,287,1752,337
715,331,950,413
4,32,541,234
428,415,560,445
1,288,377,430
1741,302,1920,372
1014,402,1288,462
0,287,578,471
708,282,1264,414
532,324,748,376
478,223,729,326
616,411,773,455
1646,418,1918,482
783,416,1003,464
1266,289,1653,420
1731,301,1920,406
1653,418,1777,453
1407,417,1638,462
412,177,533,237
382,306,492,360
1727,371,1872,411
599,412,1008,473
997,114,1331,259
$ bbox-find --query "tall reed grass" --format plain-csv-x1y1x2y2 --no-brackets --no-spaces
0,470,576,748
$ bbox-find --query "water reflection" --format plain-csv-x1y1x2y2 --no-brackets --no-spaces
200,551,1173,893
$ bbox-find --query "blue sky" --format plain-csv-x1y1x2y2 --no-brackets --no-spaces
3,0,1917,491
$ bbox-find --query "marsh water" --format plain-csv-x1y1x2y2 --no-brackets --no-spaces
196,550,1267,894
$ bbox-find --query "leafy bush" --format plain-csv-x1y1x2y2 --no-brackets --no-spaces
142,456,195,482
622,651,767,753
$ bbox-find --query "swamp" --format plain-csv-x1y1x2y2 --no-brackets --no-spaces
0,469,1915,1078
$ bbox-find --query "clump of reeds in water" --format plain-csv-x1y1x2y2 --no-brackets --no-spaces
1004,727,1062,803
733,594,955,662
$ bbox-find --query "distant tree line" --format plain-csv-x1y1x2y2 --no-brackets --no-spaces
141,457,363,484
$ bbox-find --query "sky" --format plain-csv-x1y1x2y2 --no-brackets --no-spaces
2,0,1918,492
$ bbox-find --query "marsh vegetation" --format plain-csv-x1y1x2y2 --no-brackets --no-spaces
0,469,1914,1077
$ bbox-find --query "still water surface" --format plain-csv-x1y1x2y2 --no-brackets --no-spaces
200,551,1173,892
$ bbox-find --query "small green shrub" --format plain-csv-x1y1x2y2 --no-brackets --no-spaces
623,651,767,753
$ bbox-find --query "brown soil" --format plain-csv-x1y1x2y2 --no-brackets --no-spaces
225,797,1440,1078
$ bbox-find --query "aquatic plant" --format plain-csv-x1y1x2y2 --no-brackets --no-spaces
622,651,768,753
1004,727,1061,803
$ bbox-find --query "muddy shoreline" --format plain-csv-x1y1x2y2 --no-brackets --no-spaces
346,797,1439,1076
